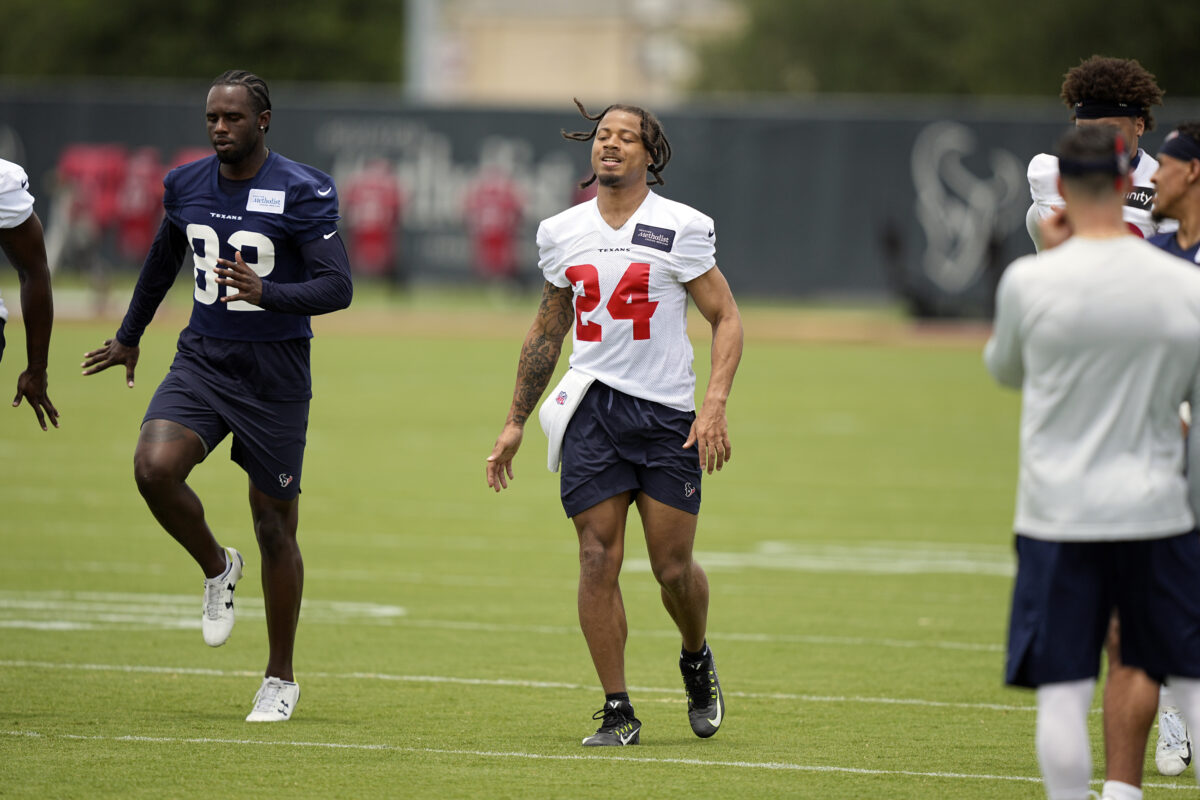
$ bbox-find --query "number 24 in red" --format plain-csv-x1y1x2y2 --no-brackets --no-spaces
565,262,659,342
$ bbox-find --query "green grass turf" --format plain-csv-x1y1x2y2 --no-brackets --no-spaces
0,286,1189,798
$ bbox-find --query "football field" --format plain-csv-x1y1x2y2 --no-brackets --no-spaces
0,288,1192,798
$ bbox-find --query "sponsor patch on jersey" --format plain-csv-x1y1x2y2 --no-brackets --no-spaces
247,189,286,215
1125,186,1154,211
632,223,675,253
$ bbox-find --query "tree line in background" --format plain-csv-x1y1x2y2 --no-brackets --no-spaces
694,0,1200,98
0,0,405,84
3,0,1199,99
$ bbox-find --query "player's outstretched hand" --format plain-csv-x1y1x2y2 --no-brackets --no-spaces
684,404,731,474
486,423,524,492
81,338,139,388
215,250,263,306
13,367,58,430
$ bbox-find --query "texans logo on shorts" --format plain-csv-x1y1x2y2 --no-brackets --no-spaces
684,482,696,498
556,391,568,405
278,473,294,488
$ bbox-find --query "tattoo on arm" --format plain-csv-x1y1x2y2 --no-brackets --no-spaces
509,285,573,425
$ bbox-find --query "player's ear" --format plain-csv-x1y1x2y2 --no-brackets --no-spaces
258,109,272,134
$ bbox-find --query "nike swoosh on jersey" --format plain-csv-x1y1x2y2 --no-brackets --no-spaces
317,186,332,196
323,230,337,239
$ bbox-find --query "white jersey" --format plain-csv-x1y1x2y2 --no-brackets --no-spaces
1025,149,1177,250
985,236,1200,541
538,191,716,411
0,158,34,321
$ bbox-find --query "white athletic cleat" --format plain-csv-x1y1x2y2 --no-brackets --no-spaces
246,677,300,722
1156,705,1192,776
201,547,243,647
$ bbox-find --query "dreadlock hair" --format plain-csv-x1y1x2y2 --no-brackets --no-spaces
1060,55,1164,131
211,70,272,133
562,98,672,189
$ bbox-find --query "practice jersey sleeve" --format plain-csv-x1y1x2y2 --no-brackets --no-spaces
116,217,190,347
259,231,353,315
671,215,717,282
983,257,1029,388
1025,154,1062,250
536,221,567,288
0,159,35,229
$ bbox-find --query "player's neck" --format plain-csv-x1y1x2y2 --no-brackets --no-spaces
596,182,650,230
1067,202,1128,239
220,145,270,181
1176,219,1200,251
1172,198,1200,251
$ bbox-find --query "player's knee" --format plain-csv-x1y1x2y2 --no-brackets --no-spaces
578,538,621,580
650,557,691,593
132,451,180,497
253,515,296,558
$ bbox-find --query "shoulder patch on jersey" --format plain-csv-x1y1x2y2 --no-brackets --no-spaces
247,188,286,215
1125,186,1154,211
632,223,674,253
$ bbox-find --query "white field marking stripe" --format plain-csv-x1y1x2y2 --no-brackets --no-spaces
0,590,1002,652
25,730,1191,791
0,591,405,627
0,660,1035,712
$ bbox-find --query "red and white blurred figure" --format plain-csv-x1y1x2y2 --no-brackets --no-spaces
463,166,525,281
342,159,405,281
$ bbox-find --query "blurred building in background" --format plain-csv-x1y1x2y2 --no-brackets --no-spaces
406,0,739,106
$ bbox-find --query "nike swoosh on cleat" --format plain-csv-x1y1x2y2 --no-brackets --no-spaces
707,696,723,727
619,729,637,745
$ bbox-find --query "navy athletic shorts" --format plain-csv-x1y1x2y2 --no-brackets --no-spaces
559,381,702,518
144,367,309,500
1005,532,1200,688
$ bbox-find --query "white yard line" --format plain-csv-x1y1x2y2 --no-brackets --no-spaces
9,729,1193,791
0,659,1031,712
0,589,1002,652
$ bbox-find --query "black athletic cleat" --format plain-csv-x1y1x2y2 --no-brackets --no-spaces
681,647,724,738
581,699,642,746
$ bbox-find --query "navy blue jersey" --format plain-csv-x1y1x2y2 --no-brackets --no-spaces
116,151,352,401
165,152,340,341
1150,231,1200,266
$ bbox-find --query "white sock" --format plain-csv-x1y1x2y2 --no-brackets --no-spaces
1166,677,1200,788
1100,780,1142,800
1036,679,1096,800
1161,683,1178,713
